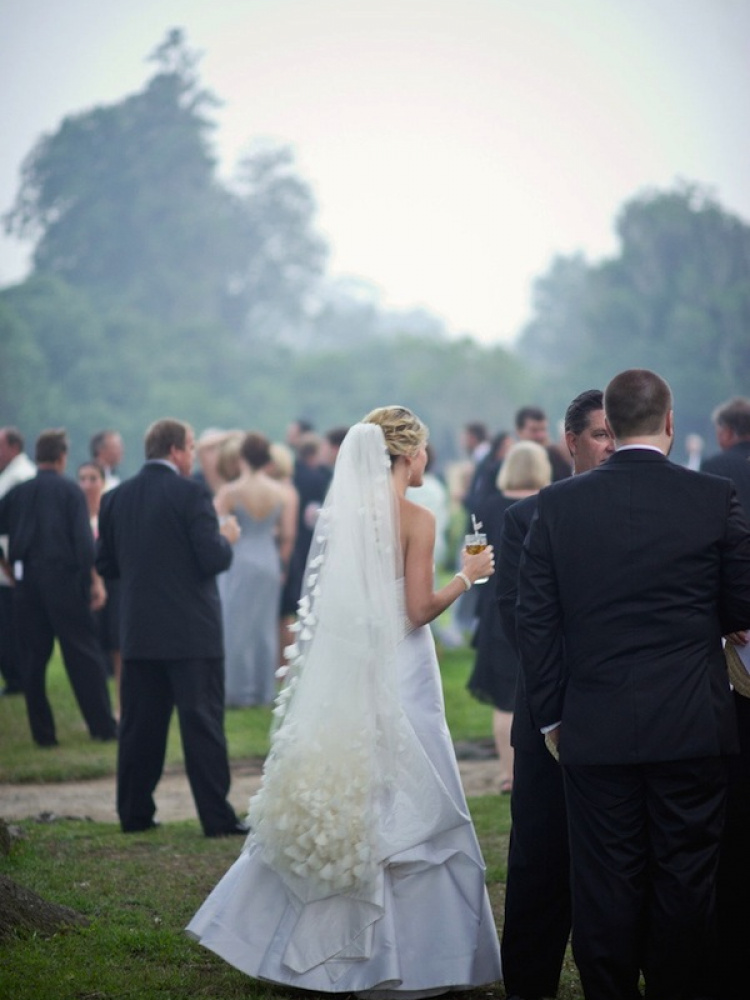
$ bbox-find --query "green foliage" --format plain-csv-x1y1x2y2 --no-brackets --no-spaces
3,26,748,471
3,30,324,338
518,183,750,445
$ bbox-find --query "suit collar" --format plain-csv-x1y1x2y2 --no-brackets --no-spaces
608,447,669,465
142,461,179,475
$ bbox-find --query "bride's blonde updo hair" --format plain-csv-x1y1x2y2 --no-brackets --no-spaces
361,405,428,464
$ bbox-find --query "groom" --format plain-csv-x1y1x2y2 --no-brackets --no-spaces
516,369,750,1000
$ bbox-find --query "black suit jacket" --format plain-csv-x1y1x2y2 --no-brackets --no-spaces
496,493,541,752
96,463,232,660
0,470,93,582
701,440,750,515
517,449,750,766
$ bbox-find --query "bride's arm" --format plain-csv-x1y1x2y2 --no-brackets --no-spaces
402,502,493,627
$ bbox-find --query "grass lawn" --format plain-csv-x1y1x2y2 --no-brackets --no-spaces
0,640,494,784
0,643,584,999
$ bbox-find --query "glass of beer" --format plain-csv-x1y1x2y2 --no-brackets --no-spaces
464,531,489,584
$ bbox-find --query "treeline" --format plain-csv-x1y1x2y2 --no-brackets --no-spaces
517,183,750,443
1,30,748,472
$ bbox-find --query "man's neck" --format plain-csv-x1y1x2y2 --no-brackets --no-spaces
615,435,670,456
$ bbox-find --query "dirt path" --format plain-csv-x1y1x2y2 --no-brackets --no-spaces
0,746,502,824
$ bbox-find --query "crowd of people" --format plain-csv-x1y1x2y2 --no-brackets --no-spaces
1,378,750,1000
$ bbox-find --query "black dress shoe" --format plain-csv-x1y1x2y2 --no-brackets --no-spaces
35,738,59,748
91,722,119,741
122,820,160,833
204,820,250,838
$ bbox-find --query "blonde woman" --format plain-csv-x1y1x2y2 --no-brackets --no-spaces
189,406,502,995
467,441,552,793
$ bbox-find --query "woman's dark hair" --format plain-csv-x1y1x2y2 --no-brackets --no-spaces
241,431,272,470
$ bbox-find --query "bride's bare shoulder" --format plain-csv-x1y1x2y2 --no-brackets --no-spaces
399,495,435,535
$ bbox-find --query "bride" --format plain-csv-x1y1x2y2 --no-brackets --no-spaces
187,406,502,996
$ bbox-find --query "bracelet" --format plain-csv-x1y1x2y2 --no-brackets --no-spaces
455,571,472,592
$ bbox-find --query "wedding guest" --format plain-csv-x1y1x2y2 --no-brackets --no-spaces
467,440,552,793
0,429,117,746
214,432,292,707
517,370,750,1000
215,431,244,485
188,406,501,992
685,431,704,471
77,461,122,718
515,405,570,481
284,416,314,453
460,420,490,518
267,442,300,668
318,425,349,487
266,442,299,571
281,430,328,620
96,418,246,836
0,426,36,696
514,405,549,445
453,421,491,637
193,428,233,494
498,388,614,1000
701,395,750,999
90,429,124,490
701,396,750,509
406,442,451,571
465,429,514,518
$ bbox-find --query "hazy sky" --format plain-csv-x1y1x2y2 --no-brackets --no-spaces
1,0,748,345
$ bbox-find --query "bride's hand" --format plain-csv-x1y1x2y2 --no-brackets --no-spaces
461,544,495,584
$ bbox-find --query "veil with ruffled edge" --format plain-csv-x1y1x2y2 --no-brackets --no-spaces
244,422,468,972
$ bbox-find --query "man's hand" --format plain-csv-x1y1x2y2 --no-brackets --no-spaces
725,630,749,646
90,573,107,612
544,726,561,762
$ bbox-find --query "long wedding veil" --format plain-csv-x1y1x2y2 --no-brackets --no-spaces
246,423,463,912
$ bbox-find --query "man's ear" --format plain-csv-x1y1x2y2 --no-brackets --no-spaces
665,410,675,438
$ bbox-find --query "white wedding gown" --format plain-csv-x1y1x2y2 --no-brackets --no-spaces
187,589,502,995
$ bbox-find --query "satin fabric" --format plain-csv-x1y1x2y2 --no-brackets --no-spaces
187,621,501,994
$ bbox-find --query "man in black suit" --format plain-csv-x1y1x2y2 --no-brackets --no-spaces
282,429,329,615
701,395,750,999
517,370,750,1000
0,428,117,746
498,389,614,1000
96,418,246,837
515,405,571,483
701,396,750,510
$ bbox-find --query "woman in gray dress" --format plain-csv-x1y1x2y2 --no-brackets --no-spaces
214,432,296,706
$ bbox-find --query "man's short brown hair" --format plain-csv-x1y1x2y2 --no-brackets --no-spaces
712,397,750,439
35,429,69,464
604,369,672,439
144,419,190,460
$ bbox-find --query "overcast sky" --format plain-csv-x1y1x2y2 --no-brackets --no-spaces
1,0,748,345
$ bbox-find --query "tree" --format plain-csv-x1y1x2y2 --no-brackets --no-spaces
226,144,328,342
4,30,245,327
517,184,750,438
